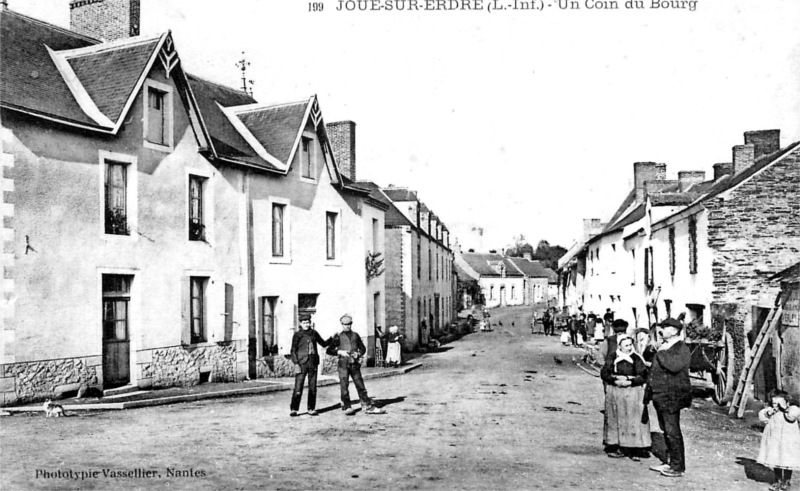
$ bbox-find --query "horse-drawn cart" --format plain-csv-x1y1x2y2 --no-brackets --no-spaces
684,320,735,406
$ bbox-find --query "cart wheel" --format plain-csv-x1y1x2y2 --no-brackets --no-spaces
712,332,734,406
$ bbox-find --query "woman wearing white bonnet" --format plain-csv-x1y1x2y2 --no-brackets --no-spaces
385,325,404,367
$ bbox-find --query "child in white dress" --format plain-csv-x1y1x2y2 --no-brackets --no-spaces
758,389,800,491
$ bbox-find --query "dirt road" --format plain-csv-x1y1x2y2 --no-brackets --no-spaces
0,306,772,490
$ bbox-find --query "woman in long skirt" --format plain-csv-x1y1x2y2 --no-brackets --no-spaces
385,325,403,367
601,335,652,460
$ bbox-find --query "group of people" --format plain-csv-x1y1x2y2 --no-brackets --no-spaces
288,313,396,417
596,314,800,486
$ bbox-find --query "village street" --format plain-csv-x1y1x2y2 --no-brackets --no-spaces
0,306,773,491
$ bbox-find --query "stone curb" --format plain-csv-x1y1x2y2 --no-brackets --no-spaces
2,362,422,413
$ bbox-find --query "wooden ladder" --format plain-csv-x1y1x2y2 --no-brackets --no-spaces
728,305,784,418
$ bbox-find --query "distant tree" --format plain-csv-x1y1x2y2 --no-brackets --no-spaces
533,240,568,270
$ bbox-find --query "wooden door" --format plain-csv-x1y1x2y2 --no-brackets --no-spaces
102,275,131,388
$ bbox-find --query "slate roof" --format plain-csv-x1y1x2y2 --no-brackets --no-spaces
186,74,278,170
649,193,698,206
507,258,551,277
236,101,308,164
1,10,98,126
355,181,413,226
383,188,418,202
461,253,523,277
545,269,559,283
454,261,480,282
769,262,800,283
66,39,160,121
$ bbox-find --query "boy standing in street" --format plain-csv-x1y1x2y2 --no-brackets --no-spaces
332,314,385,416
289,313,328,417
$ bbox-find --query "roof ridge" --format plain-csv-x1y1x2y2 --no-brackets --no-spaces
59,33,164,58
232,99,310,114
3,8,100,44
186,73,252,97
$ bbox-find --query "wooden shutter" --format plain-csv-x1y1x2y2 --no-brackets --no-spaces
180,276,192,345
224,283,234,342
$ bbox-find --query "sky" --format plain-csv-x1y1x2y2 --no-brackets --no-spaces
10,0,800,251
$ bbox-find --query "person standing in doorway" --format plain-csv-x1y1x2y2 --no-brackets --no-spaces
332,314,385,416
289,313,328,417
646,318,692,478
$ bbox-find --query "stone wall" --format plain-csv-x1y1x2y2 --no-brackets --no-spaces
144,344,238,389
707,146,800,318
255,353,338,378
0,356,101,406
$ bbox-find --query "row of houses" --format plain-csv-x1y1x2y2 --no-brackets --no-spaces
454,251,558,310
0,2,455,405
557,129,800,399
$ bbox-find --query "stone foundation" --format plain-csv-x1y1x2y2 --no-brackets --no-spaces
143,344,238,389
0,356,101,406
256,353,339,378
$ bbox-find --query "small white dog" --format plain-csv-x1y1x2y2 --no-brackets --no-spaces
43,399,65,418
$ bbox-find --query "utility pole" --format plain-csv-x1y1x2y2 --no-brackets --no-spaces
235,51,255,97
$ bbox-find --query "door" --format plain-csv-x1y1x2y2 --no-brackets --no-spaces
500,286,507,306
102,275,131,388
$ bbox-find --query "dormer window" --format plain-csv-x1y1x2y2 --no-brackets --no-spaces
300,135,315,181
143,80,174,151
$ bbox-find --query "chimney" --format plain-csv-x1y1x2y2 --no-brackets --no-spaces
677,171,706,192
713,163,734,180
523,252,533,261
733,144,755,174
70,0,140,42
326,121,356,181
583,218,604,238
634,162,666,204
745,129,780,159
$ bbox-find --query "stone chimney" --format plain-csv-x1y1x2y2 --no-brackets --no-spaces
70,0,140,42
677,171,706,192
583,218,604,239
733,144,755,175
326,121,356,181
745,129,780,159
713,163,734,180
634,162,667,204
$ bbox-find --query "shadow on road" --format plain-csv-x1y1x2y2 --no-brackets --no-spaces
735,457,774,484
425,346,453,354
372,396,406,408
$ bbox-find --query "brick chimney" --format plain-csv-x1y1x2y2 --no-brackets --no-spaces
677,171,706,192
733,144,755,175
70,0,140,42
745,129,780,159
326,121,356,181
713,163,734,180
634,162,667,204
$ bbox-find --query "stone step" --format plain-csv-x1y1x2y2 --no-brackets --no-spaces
101,390,151,400
103,385,139,397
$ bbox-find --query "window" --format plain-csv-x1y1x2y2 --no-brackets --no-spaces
490,286,494,300
189,175,205,241
631,250,636,285
102,275,131,342
511,285,516,300
688,217,698,274
326,212,337,260
669,227,676,276
143,80,173,150
301,136,314,179
428,248,432,281
105,161,128,235
190,277,207,343
372,218,379,252
298,293,319,321
261,297,278,356
644,246,654,287
417,240,421,279
147,89,165,145
272,203,285,257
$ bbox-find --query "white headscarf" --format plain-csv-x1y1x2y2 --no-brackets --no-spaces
613,335,642,372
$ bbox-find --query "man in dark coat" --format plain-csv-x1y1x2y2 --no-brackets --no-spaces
645,317,692,478
289,313,329,417
331,314,384,416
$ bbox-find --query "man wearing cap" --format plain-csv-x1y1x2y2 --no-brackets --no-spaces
645,317,692,478
289,313,329,417
332,314,384,416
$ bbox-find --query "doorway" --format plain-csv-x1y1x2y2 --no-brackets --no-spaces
102,275,132,388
